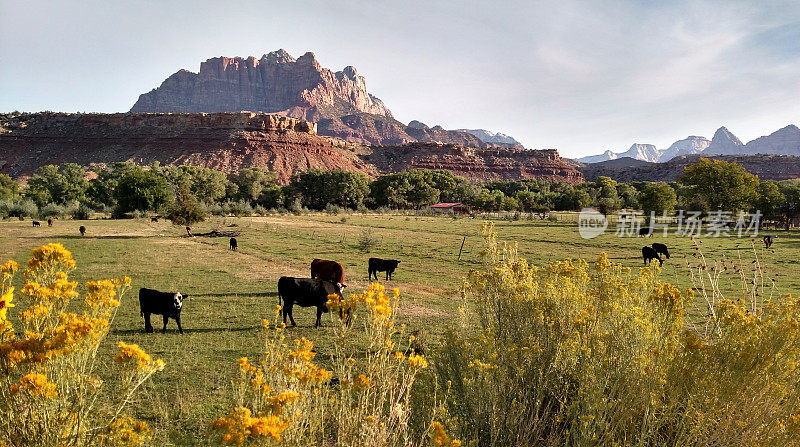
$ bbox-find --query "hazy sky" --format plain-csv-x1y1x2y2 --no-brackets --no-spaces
2,0,799,157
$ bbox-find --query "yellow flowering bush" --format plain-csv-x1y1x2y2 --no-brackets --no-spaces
212,283,440,446
0,243,163,447
435,222,800,446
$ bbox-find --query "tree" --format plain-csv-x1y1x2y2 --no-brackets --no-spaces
779,182,800,229
500,196,519,212
114,167,173,215
229,168,278,203
680,158,758,211
553,187,591,211
166,183,207,225
290,170,370,210
0,174,18,200
86,162,138,208
25,163,89,205
166,166,226,204
638,182,677,216
756,180,785,224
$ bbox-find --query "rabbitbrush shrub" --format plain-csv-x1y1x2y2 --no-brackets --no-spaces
211,284,459,446
435,222,800,446
0,244,164,447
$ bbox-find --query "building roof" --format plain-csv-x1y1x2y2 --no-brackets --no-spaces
430,202,465,208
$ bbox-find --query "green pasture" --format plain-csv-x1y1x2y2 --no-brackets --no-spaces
0,213,797,444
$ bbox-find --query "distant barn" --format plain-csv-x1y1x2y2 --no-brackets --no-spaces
430,202,469,215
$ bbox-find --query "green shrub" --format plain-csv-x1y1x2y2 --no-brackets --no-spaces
355,227,379,252
39,203,67,219
227,200,253,217
71,203,92,220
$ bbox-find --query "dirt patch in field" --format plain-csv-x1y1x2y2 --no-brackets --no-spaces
397,303,450,318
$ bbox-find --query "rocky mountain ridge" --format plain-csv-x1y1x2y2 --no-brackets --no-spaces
130,49,523,149
578,124,800,164
580,153,800,182
0,112,579,184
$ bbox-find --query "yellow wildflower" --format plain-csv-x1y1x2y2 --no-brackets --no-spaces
0,287,14,320
430,421,461,447
408,353,428,368
10,372,57,398
115,341,163,371
101,415,152,446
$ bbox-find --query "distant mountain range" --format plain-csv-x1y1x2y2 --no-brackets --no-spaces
578,125,800,163
580,153,800,183
131,49,524,148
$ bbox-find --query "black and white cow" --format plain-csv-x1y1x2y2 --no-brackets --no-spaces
277,277,343,328
139,287,188,334
368,258,401,281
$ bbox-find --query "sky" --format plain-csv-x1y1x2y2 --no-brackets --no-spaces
1,0,799,158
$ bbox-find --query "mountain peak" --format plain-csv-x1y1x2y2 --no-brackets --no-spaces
263,49,295,64
705,126,744,155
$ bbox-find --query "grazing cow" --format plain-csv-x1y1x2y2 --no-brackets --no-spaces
150,217,159,223
642,246,663,266
229,237,238,250
139,288,188,334
652,242,670,259
32,221,41,227
311,259,345,285
47,218,53,227
763,235,774,249
368,258,401,281
79,225,86,236
277,277,343,328
638,227,652,237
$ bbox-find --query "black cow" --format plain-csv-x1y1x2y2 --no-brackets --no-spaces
642,246,663,266
151,217,159,223
652,242,670,259
368,258,401,281
79,225,86,236
230,237,238,250
32,221,41,227
763,235,774,249
139,288,188,334
638,227,652,237
277,277,343,328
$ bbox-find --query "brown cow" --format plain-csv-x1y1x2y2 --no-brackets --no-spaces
311,259,345,286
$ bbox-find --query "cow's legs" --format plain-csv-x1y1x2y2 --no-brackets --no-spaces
162,315,169,333
315,306,324,328
176,315,184,334
285,302,297,326
385,271,389,281
144,313,153,333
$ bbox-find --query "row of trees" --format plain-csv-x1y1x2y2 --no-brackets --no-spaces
2,158,800,225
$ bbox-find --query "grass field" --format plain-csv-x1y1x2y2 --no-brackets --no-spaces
1,213,798,444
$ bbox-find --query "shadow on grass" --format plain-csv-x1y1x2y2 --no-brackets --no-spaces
111,325,264,336
192,292,278,298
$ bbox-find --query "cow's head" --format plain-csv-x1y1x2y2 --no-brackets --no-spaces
173,293,186,311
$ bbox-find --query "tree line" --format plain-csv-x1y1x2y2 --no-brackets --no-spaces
1,158,799,226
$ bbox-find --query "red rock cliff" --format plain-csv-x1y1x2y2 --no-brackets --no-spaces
0,112,374,183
